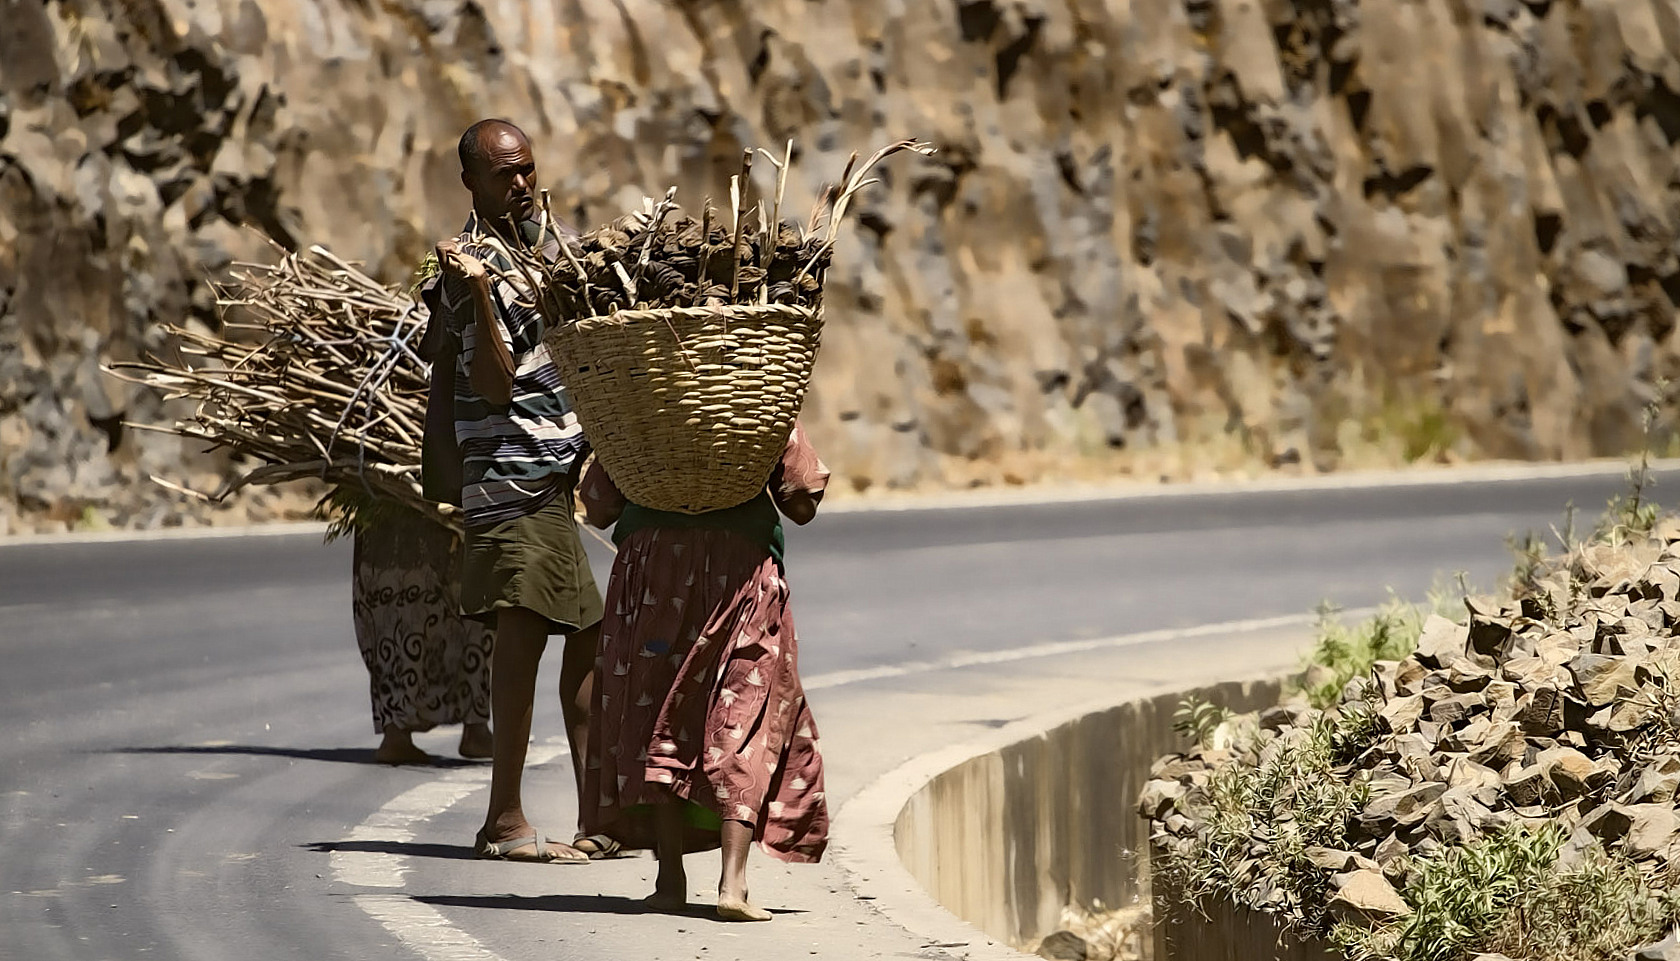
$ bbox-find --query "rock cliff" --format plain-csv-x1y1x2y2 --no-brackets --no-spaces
3,0,1678,531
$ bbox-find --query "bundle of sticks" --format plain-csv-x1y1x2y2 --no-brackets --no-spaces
107,245,451,527
540,207,829,318
483,140,935,325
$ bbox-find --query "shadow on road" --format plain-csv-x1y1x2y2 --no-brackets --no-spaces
108,744,482,768
416,893,805,920
304,839,475,860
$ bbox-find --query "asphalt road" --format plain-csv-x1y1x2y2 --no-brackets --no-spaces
0,467,1664,959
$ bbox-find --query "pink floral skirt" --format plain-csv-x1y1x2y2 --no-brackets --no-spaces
582,527,828,863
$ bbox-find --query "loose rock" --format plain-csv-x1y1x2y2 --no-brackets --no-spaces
1326,870,1411,923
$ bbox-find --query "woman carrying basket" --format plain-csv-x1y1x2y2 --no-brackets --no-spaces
578,423,830,921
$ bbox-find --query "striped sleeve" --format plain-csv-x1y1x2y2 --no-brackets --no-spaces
440,217,590,529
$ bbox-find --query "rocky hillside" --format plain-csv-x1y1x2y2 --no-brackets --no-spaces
3,0,1678,532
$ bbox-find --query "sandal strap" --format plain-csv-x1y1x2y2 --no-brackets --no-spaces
480,833,538,857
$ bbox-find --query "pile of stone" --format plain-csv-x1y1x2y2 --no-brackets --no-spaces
1143,516,1680,942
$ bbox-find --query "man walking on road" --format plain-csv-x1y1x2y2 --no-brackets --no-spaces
427,118,607,863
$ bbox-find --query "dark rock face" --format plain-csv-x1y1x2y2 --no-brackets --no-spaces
4,0,1679,530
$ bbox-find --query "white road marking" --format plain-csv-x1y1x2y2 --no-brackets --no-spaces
801,609,1377,691
330,744,563,958
355,895,510,961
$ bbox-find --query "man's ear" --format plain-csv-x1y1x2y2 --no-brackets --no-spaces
460,169,473,193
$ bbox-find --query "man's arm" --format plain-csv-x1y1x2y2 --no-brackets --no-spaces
417,295,450,366
769,423,828,526
465,276,516,406
437,241,516,406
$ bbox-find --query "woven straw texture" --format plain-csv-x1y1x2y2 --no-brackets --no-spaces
545,303,824,514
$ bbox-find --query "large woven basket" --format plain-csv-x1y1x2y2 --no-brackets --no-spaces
545,303,824,514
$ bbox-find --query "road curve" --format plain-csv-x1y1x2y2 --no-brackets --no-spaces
0,465,1665,960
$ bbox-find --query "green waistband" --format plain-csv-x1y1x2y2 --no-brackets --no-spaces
612,491,785,566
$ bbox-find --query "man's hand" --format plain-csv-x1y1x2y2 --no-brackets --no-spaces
439,238,516,406
436,240,488,283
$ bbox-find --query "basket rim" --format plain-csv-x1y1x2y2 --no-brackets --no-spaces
556,302,819,330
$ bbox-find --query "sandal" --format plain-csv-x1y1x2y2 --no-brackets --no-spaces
473,827,587,864
572,833,629,860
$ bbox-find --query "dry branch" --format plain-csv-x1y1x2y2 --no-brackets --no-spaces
108,244,457,531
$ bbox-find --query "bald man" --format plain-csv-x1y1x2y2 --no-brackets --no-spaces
424,119,608,863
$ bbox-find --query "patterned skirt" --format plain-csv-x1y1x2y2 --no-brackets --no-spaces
582,527,828,863
351,515,492,733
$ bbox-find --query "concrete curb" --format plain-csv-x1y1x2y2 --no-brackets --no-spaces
831,695,1120,960
827,619,1347,957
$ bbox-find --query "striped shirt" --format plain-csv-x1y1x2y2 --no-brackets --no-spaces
425,212,588,530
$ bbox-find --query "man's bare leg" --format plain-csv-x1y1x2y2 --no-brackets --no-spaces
716,820,770,921
558,622,598,836
479,606,582,861
647,802,688,911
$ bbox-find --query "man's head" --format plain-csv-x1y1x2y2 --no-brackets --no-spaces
458,119,536,226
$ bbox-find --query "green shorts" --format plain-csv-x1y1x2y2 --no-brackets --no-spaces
460,492,604,634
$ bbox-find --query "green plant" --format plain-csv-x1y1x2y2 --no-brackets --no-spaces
1505,528,1547,595
1398,403,1459,464
1163,710,1372,928
1602,480,1660,543
316,484,424,543
409,249,441,299
1337,825,1564,961
1327,684,1383,766
1298,599,1426,709
1599,384,1666,543
1173,696,1232,749
1426,576,1471,617
1552,501,1579,552
1337,826,1678,961
1488,852,1677,961
74,504,110,532
1364,396,1461,464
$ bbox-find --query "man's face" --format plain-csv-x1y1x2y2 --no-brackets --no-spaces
464,128,536,226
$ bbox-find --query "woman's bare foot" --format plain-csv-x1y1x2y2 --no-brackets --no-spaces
716,820,767,920
647,802,689,912
375,727,433,765
716,893,772,922
458,722,493,759
646,864,688,912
